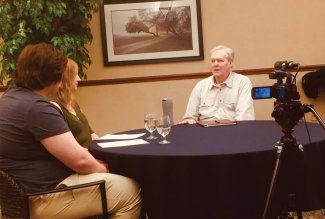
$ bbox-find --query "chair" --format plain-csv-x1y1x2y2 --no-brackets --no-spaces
0,170,109,219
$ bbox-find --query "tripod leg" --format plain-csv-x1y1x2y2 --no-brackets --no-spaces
262,152,282,219
297,211,303,219
288,193,303,219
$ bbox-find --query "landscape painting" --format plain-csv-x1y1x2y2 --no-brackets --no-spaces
100,0,203,66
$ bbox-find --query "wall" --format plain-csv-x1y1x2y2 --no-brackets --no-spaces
1,0,324,135
85,0,325,79
75,0,325,135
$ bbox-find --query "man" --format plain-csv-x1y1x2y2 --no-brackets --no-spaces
181,45,255,124
0,43,141,219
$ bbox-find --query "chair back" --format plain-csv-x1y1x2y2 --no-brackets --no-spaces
0,170,28,218
0,170,108,219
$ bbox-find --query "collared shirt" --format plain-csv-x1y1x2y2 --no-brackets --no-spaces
183,72,255,123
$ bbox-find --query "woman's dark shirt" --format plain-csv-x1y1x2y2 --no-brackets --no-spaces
0,87,73,193
59,103,94,148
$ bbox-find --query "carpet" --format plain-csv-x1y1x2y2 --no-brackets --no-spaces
291,209,325,219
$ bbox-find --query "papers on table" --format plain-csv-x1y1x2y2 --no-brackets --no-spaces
98,139,149,148
99,133,146,140
97,133,148,148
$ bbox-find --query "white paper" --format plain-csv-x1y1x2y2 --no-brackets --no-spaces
98,133,146,140
98,139,149,148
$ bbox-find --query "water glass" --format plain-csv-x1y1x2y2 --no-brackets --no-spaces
157,115,171,144
144,113,158,139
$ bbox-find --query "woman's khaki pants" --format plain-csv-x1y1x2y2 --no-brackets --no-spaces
29,173,142,219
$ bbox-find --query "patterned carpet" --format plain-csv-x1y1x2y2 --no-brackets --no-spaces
291,209,325,219
1,207,324,218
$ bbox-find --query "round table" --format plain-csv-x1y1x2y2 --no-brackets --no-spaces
90,121,325,219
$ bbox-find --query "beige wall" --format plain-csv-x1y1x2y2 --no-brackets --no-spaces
75,0,325,135
1,0,324,135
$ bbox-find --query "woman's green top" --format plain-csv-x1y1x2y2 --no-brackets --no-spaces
59,103,94,148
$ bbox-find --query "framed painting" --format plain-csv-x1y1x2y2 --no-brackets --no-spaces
100,0,203,66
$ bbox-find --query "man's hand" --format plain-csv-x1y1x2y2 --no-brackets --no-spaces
178,120,189,125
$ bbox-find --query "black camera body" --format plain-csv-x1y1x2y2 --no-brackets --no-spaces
252,70,300,102
252,61,307,130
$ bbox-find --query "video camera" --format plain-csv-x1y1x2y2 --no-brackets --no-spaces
251,61,300,101
251,61,308,130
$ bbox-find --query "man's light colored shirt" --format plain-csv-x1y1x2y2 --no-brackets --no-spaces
183,72,255,123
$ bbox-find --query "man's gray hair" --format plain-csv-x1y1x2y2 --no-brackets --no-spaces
210,45,234,62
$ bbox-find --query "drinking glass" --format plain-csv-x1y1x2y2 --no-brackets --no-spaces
156,115,171,144
144,113,158,139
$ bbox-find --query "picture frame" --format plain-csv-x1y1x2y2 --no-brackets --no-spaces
100,0,204,66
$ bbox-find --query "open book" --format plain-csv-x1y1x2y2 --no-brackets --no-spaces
197,119,237,127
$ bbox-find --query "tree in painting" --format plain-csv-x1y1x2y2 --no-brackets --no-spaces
125,6,191,38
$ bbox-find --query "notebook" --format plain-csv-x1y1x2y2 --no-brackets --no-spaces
197,119,237,127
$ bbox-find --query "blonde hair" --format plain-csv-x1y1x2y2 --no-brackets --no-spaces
56,59,78,107
210,45,235,62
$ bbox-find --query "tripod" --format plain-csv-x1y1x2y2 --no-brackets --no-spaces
262,127,305,219
262,102,325,219
254,62,325,219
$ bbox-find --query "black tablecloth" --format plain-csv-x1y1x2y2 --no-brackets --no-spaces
90,121,325,219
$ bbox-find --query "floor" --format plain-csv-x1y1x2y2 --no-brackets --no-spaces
1,207,324,218
291,209,325,219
